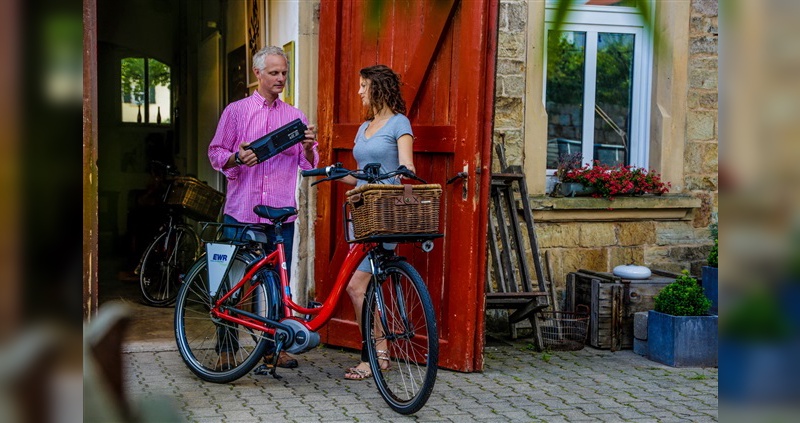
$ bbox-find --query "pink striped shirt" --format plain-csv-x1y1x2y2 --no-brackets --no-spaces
208,91,319,224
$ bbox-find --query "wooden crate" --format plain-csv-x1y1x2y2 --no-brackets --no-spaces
566,269,679,351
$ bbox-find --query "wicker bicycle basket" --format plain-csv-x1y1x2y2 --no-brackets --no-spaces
538,307,590,351
165,176,225,221
345,183,442,241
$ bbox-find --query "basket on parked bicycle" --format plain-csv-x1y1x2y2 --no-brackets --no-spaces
538,306,590,351
165,176,225,221
345,183,442,241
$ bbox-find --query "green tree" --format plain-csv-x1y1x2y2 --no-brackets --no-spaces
121,57,144,103
596,34,633,107
546,32,585,105
121,57,170,104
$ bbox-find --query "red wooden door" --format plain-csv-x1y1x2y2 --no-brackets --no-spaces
315,0,497,371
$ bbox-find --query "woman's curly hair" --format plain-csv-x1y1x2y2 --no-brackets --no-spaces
360,65,406,119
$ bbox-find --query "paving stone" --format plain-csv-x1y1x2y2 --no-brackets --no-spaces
122,340,718,422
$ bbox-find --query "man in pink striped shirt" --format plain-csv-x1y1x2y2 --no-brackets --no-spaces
208,45,318,370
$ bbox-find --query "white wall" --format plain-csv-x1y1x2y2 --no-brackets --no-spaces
269,1,299,105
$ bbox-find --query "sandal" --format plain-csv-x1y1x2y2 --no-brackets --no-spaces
347,350,391,373
344,363,372,380
377,350,392,371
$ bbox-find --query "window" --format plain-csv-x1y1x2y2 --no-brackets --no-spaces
121,57,171,124
544,1,653,171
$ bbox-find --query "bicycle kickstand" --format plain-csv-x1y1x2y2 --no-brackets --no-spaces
254,334,287,380
269,337,286,380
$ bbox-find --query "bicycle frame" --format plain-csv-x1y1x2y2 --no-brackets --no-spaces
209,239,381,337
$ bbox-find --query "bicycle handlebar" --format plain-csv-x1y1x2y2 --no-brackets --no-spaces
151,160,180,176
299,166,331,178
301,163,427,186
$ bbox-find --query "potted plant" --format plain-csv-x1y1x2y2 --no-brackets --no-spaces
701,223,718,314
561,161,671,200
647,270,718,367
550,152,590,197
719,286,798,401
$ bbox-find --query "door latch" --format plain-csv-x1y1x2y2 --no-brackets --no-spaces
446,172,468,185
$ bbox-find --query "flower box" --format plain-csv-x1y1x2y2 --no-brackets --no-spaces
561,161,670,200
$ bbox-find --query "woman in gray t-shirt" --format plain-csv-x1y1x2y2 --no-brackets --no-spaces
339,65,415,381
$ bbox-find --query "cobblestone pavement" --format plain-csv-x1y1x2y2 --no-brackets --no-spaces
123,338,718,422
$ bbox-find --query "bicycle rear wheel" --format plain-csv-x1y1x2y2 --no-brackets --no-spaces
363,260,438,415
139,224,199,306
174,252,278,383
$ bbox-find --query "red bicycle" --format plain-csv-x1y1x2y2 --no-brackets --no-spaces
173,164,441,415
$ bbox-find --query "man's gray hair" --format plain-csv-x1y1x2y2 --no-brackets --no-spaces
252,46,289,71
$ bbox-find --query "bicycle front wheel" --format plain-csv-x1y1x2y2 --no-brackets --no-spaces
139,225,199,306
174,252,277,383
364,260,439,415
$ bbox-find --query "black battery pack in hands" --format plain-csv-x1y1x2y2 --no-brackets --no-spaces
245,118,308,163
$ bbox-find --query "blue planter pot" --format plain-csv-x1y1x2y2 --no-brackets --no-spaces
719,340,800,402
701,266,718,315
647,310,718,367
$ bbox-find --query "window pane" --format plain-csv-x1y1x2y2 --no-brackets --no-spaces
148,58,171,124
584,0,638,6
121,57,144,123
546,31,586,169
547,0,639,7
593,32,634,166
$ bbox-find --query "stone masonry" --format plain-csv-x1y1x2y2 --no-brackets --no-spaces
493,0,528,171
686,0,719,226
488,0,719,314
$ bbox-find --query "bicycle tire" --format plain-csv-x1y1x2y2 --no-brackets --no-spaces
139,224,199,306
363,260,438,415
174,251,279,383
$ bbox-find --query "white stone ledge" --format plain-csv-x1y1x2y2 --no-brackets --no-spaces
528,195,701,222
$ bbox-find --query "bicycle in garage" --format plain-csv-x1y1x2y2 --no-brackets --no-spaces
138,162,224,306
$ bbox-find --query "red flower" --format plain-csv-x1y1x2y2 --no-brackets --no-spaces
561,161,670,200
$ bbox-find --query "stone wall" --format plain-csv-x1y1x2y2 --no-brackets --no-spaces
488,0,719,319
685,0,719,226
538,219,713,292
493,0,528,171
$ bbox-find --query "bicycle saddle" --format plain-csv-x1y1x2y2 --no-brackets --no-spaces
253,205,298,223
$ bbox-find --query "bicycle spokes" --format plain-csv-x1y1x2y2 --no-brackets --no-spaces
174,253,275,383
364,261,438,415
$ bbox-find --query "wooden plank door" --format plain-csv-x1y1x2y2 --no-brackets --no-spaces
315,0,498,372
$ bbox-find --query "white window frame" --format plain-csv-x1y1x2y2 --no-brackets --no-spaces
543,1,654,171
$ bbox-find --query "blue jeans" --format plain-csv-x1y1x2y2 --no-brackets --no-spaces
217,214,295,355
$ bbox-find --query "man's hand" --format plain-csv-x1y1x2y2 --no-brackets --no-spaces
236,142,257,167
301,124,317,164
302,124,317,151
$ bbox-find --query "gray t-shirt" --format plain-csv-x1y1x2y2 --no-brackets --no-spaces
352,113,413,186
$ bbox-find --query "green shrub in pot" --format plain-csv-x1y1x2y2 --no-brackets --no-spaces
707,222,718,268
648,270,717,367
654,270,712,316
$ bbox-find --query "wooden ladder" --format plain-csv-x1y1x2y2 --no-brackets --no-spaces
486,144,550,349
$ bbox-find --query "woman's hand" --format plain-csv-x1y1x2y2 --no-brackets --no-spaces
399,164,416,180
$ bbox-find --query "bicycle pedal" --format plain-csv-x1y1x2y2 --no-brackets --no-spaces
253,364,281,379
253,363,283,380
